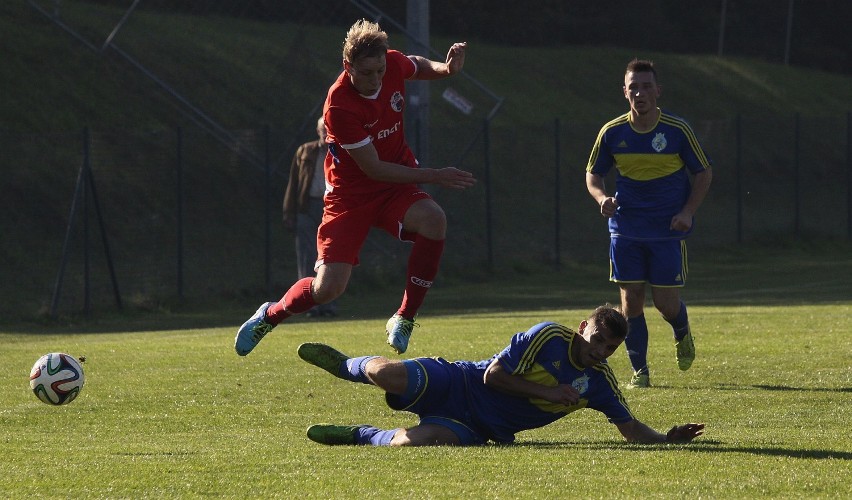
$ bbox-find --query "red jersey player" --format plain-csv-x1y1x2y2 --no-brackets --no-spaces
236,19,475,356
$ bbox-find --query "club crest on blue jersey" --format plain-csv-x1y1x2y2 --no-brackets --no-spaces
390,91,404,112
571,374,590,395
652,132,667,152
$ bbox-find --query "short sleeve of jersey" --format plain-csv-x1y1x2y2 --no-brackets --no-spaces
668,114,712,174
497,322,634,426
324,50,416,150
497,322,564,375
585,364,634,424
391,49,418,80
586,115,626,177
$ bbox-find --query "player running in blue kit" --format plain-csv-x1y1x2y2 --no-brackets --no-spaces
299,305,704,446
585,58,713,389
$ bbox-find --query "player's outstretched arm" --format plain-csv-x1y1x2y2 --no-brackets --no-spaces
410,42,466,80
616,419,705,444
431,167,476,190
348,142,476,189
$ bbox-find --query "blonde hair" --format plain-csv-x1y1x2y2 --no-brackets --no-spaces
343,19,388,63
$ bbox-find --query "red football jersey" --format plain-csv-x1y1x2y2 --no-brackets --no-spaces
322,50,418,196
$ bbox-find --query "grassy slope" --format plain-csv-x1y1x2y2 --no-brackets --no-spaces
6,2,852,131
3,1,852,322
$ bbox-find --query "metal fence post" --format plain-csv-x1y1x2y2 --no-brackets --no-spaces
483,118,493,270
736,114,742,243
264,125,272,296
176,126,184,299
82,127,91,316
794,112,800,237
554,117,562,268
847,111,851,239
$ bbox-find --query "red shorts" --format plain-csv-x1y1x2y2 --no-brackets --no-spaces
315,185,432,268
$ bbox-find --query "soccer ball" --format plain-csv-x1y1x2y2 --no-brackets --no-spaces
29,353,85,406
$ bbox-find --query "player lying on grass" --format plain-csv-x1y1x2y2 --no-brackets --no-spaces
298,305,704,446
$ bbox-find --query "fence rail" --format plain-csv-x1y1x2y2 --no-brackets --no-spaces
1,111,850,318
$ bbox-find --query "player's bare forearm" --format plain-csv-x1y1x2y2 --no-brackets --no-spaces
586,172,618,217
378,162,473,190
671,168,712,230
616,420,704,444
430,167,476,190
411,42,466,79
483,359,579,405
346,130,474,189
585,172,608,204
361,162,474,190
683,167,712,215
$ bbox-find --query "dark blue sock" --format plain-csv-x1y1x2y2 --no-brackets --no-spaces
666,302,690,341
339,356,377,384
626,314,649,374
355,426,399,446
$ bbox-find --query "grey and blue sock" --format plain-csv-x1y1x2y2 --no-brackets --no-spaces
355,426,399,446
626,314,649,374
667,302,690,341
340,356,378,384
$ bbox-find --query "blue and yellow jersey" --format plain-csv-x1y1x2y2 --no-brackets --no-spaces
586,109,712,240
458,322,633,443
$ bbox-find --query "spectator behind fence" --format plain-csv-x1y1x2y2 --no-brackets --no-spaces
282,117,337,318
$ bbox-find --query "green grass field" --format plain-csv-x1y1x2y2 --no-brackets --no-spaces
1,245,850,498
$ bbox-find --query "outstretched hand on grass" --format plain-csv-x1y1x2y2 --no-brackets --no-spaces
666,423,705,443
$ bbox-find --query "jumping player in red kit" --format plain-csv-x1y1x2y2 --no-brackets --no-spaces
235,19,476,356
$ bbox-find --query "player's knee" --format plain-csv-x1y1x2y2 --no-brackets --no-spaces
651,293,681,318
419,211,447,239
620,289,645,313
655,302,681,321
390,426,459,446
406,201,447,239
311,280,346,304
427,204,447,223
389,430,415,446
365,360,407,389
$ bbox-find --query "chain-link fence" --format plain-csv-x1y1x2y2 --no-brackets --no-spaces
2,112,849,318
4,1,851,319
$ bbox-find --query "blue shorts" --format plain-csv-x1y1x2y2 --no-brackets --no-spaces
609,237,687,287
384,358,487,446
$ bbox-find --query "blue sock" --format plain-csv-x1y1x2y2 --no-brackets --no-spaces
339,356,377,384
666,302,690,341
626,314,649,374
355,426,399,446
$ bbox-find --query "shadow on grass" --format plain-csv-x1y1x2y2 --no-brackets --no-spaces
513,440,852,460
714,384,852,393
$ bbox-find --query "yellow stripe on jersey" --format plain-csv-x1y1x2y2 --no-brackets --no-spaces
514,324,574,375
614,153,684,181
586,114,630,171
659,114,712,168
529,391,589,413
592,363,634,419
